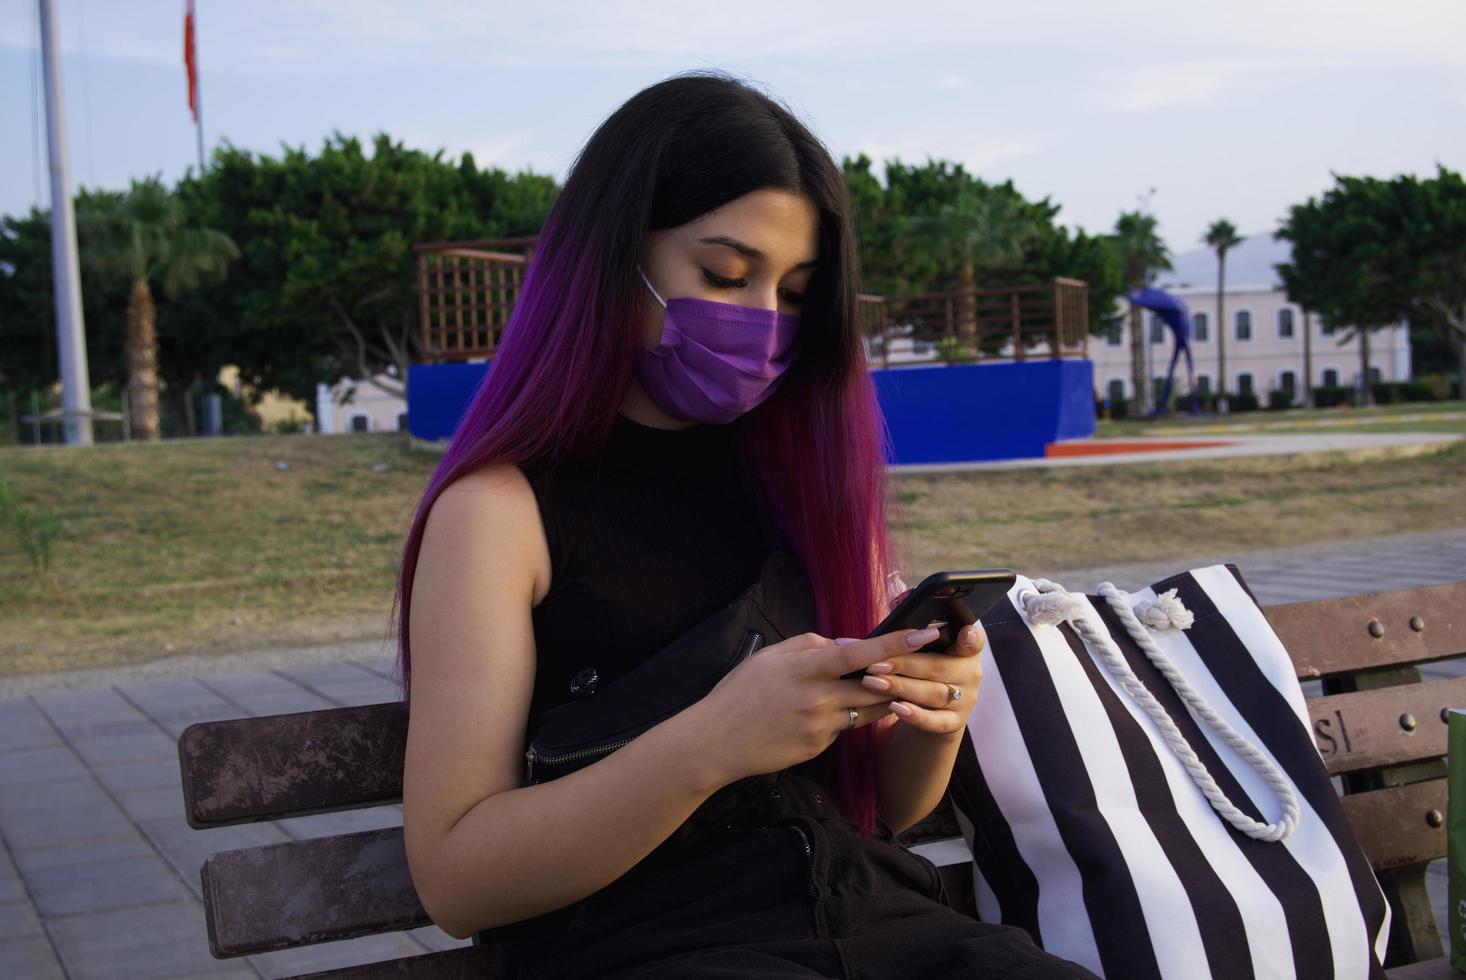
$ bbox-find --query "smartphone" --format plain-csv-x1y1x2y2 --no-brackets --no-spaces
840,569,1016,679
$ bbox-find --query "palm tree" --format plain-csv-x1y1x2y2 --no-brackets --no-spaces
1203,219,1243,411
78,176,238,440
902,189,1037,351
1111,211,1171,414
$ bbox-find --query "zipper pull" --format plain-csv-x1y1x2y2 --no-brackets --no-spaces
524,746,537,784
739,630,766,662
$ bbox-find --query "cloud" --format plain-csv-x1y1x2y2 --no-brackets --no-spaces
1097,56,1347,112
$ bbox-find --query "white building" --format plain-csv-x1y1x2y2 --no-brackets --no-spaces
315,372,408,435
1091,233,1411,408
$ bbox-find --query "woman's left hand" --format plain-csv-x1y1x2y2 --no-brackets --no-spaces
845,622,985,736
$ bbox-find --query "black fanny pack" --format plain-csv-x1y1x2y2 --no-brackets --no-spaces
521,545,820,833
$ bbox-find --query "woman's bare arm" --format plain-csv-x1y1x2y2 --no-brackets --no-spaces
401,465,733,939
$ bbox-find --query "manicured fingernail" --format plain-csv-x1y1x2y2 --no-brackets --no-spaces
906,627,941,647
862,675,891,692
963,627,982,647
866,662,894,675
890,701,914,718
834,637,860,646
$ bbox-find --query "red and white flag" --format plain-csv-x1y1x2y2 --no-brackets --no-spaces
184,0,199,122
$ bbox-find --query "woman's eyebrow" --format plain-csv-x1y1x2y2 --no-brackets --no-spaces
698,235,818,269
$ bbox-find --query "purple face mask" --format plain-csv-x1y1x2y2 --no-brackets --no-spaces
634,267,800,424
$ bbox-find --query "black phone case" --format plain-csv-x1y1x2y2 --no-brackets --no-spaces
840,569,1016,679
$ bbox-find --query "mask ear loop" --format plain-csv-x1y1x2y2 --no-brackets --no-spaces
638,267,668,309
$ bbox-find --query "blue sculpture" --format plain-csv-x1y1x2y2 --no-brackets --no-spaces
1127,287,1197,416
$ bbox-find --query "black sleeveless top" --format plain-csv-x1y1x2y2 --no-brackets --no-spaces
520,410,786,724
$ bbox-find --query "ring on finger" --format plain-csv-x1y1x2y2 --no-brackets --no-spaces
846,706,859,730
943,684,962,706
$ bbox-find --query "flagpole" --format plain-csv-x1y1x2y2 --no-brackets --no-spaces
37,0,95,445
190,1,204,173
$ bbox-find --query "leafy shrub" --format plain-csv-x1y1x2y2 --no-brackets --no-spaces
0,479,63,576
1268,389,1298,410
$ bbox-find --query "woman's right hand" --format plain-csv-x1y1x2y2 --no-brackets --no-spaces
690,625,943,785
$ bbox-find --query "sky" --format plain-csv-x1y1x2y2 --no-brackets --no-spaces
3,0,1464,260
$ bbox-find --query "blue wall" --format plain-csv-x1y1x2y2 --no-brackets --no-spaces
407,358,1095,463
872,359,1095,464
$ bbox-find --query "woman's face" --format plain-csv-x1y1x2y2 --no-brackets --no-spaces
637,188,820,350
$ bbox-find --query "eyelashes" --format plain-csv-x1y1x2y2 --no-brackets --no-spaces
703,268,805,304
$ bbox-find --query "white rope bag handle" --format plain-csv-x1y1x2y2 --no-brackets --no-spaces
1018,578,1301,843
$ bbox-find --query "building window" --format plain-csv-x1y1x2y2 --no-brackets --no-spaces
1106,325,1122,347
1237,372,1255,395
1277,308,1295,339
396,412,409,432
350,414,370,433
1149,315,1165,345
1322,368,1339,387
1235,310,1253,341
1196,374,1212,395
1107,378,1126,403
1319,316,1336,336
1279,370,1297,394
1367,366,1382,385
1193,312,1209,342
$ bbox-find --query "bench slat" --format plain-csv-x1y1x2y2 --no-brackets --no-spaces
1267,583,1466,680
283,945,497,980
1383,957,1455,979
1338,779,1447,872
202,827,427,957
1308,677,1466,774
180,703,406,828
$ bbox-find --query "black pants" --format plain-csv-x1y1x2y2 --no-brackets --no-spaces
488,762,1097,979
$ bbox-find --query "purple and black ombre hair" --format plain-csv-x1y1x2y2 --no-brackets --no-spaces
389,70,906,838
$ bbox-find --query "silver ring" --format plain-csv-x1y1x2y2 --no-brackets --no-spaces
846,706,859,730
945,684,962,706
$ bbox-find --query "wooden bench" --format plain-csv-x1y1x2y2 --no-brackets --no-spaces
177,579,1466,978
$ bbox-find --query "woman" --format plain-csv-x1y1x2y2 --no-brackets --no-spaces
397,70,1095,978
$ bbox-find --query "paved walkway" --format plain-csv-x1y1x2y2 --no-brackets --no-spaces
891,430,1461,472
3,529,1464,978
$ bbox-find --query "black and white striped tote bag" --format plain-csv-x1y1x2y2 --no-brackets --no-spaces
950,564,1391,979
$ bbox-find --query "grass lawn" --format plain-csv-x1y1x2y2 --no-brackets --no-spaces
2,431,1463,677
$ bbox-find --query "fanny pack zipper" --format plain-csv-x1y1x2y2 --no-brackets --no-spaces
525,628,768,784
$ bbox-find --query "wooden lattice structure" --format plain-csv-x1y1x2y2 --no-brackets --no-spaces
415,237,1089,370
414,237,538,362
860,277,1089,368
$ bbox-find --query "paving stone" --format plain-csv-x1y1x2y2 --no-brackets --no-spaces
31,687,148,728
12,833,156,874
0,897,44,940
46,900,249,980
0,744,89,787
92,755,185,794
0,777,132,849
115,784,187,823
0,697,62,751
68,728,177,767
113,679,242,724
245,929,424,979
0,934,66,979
200,673,335,716
139,816,291,902
23,853,192,916
276,804,403,840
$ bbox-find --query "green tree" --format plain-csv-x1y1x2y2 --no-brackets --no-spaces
1274,172,1434,407
78,177,239,439
177,132,558,405
1202,219,1243,408
900,188,1039,347
1110,211,1172,414
843,155,1123,344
